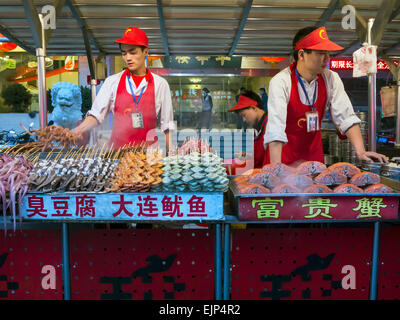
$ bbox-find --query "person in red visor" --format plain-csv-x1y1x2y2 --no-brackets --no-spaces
228,90,269,168
73,26,175,151
265,26,387,166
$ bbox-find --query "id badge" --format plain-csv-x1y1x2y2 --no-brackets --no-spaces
131,112,144,129
306,111,319,132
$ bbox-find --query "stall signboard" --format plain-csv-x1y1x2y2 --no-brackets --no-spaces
21,192,224,222
329,59,392,70
163,56,242,69
238,195,399,221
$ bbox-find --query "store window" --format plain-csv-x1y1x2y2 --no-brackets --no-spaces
165,75,242,130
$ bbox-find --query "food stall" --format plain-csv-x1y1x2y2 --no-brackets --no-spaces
0,131,228,300
1,0,400,303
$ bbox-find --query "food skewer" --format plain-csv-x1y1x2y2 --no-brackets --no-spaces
72,145,83,160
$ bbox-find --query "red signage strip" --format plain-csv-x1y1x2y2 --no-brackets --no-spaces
21,192,224,222
329,59,392,70
238,196,399,221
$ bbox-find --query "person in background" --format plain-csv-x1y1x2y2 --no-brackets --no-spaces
229,90,269,168
198,87,213,130
259,87,268,113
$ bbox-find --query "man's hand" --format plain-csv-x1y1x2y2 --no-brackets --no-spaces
357,151,388,163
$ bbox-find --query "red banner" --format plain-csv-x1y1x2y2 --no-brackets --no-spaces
238,196,399,221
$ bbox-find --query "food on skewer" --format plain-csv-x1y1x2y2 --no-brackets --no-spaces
109,147,163,193
161,151,229,192
364,184,394,193
304,184,333,193
282,174,314,190
314,170,347,186
2,125,83,156
261,163,295,178
350,172,380,187
333,184,364,193
328,162,361,178
247,172,280,189
272,184,301,194
28,156,118,193
0,153,33,232
237,184,270,194
296,161,327,176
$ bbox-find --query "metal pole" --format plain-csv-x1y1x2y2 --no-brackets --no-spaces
396,80,400,147
215,223,222,300
367,18,376,152
37,14,47,128
369,221,381,300
223,223,230,300
62,223,71,300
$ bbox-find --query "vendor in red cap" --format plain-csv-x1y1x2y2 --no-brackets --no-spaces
265,26,387,166
73,26,175,151
228,90,269,168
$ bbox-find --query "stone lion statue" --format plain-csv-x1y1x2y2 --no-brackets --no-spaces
50,82,83,129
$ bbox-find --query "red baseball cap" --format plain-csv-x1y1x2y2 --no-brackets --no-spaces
294,26,343,51
229,95,258,112
114,26,148,47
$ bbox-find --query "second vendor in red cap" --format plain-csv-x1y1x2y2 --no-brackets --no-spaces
228,90,269,169
265,26,387,166
73,26,175,151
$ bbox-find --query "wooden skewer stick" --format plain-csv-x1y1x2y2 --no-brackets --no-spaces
79,145,89,160
4,144,18,155
99,142,107,160
86,145,94,158
12,143,28,155
102,144,110,160
88,145,94,159
45,147,55,161
107,143,114,159
63,147,73,159
23,145,37,158
114,145,125,160
30,152,39,164
71,145,83,160
68,146,77,160
0,141,11,153
91,144,99,159
29,151,40,162
89,145,95,158
55,145,66,162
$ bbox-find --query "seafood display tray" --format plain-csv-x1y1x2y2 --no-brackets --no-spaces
228,176,400,198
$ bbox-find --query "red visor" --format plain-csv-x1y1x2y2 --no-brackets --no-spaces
294,27,343,51
228,95,258,112
115,26,148,47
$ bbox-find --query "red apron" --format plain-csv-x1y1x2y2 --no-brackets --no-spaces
281,63,327,165
254,115,269,168
109,69,158,149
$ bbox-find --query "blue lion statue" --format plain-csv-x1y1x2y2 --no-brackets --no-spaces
50,82,83,129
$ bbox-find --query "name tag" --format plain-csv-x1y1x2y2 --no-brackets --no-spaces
131,112,144,129
306,111,319,132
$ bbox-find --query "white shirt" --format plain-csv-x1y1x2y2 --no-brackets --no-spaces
87,71,176,132
264,66,361,146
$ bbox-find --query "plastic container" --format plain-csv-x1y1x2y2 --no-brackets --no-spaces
381,165,400,181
